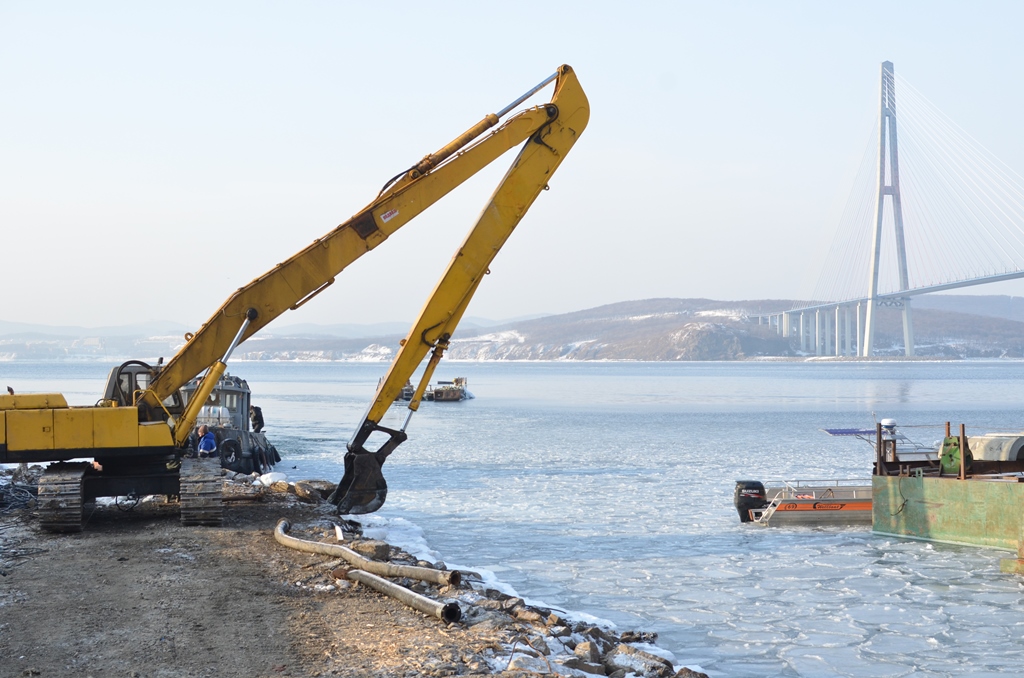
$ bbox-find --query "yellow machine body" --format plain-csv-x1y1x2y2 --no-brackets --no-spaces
1,394,171,460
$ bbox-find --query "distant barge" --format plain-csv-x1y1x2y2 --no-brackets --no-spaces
398,377,473,403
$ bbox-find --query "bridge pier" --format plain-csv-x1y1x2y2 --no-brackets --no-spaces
833,307,840,357
788,303,861,357
825,309,833,355
814,309,822,356
864,298,915,357
843,307,851,356
902,300,915,357
856,302,862,357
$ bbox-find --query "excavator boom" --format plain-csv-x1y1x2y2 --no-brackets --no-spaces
142,67,585,418
331,66,589,514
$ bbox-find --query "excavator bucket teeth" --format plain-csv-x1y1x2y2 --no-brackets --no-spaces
331,451,388,515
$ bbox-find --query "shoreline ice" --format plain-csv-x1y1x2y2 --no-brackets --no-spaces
347,512,705,677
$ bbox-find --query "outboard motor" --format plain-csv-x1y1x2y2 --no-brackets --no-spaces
734,480,768,523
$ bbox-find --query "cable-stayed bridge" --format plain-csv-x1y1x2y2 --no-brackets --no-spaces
763,61,1024,357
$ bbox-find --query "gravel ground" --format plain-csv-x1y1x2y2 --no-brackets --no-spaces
0,473,708,678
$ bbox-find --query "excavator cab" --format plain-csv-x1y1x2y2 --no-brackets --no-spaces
102,360,184,418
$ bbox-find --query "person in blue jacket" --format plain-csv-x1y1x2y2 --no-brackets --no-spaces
196,425,217,459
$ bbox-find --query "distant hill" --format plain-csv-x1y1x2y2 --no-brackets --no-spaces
913,294,1024,323
444,298,795,360
2,295,1024,361
266,314,549,338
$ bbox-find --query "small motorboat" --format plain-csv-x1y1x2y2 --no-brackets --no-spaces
734,479,872,526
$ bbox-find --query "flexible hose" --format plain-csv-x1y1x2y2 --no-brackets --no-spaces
274,519,461,623
346,569,461,624
274,519,461,587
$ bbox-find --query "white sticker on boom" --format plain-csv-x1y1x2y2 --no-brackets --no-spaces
381,208,399,223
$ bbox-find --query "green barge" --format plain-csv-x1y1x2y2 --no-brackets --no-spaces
869,421,1024,573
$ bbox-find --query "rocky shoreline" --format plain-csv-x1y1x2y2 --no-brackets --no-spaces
1,467,708,677
277,513,708,678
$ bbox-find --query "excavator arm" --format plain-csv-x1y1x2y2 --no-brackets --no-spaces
330,67,590,514
141,66,588,443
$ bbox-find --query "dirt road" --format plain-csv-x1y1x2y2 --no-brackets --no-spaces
0,494,503,678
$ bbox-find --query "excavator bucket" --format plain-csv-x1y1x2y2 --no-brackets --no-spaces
330,451,389,514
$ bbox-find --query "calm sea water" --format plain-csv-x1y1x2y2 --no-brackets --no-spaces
6,359,1024,677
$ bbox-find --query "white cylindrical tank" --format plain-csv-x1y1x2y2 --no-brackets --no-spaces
968,434,1024,461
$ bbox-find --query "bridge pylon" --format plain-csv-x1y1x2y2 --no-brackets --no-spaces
863,60,914,357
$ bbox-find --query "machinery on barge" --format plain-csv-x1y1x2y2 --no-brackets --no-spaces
426,377,473,402
1,64,589,530
398,377,472,403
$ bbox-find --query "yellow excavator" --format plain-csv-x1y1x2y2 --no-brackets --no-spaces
0,65,589,531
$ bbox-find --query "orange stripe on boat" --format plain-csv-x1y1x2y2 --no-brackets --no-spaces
775,500,872,512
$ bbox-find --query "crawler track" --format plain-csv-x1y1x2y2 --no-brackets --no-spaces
38,464,88,533
179,458,224,526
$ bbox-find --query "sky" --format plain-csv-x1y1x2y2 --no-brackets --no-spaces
4,1,1024,329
